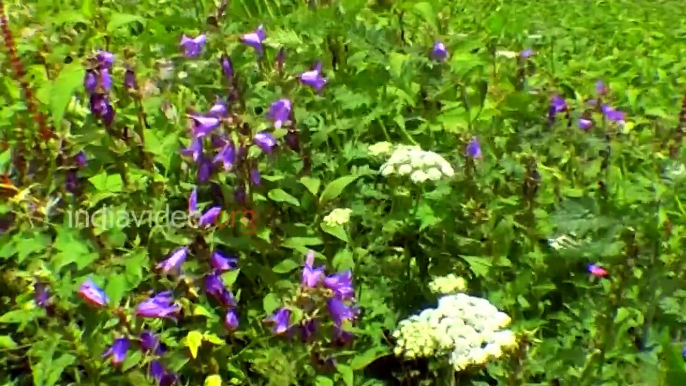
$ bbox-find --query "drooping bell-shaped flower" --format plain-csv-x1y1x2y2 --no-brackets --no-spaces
323,270,354,300
149,360,179,386
267,99,291,128
300,318,318,341
301,250,325,288
103,338,129,365
84,70,97,94
99,68,112,92
224,309,239,330
204,273,236,307
253,132,277,154
181,138,203,163
220,55,233,79
124,69,137,90
209,100,228,118
588,264,608,277
198,206,221,228
601,105,625,123
189,114,221,138
188,188,198,214
548,96,567,124
327,298,357,326
34,282,51,308
77,278,109,307
432,41,448,61
197,157,212,183
466,137,482,159
265,307,291,335
75,151,87,168
180,34,207,57
520,49,534,58
135,291,181,319
96,51,114,69
89,93,115,125
578,118,593,130
299,61,327,92
139,331,165,355
240,24,266,56
213,140,237,171
211,250,239,272
156,247,189,275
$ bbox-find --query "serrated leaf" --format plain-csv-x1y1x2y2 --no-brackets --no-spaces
204,375,222,386
320,176,359,203
203,333,224,345
299,177,321,195
50,62,85,127
193,304,213,318
460,255,492,277
413,3,437,30
184,331,203,359
221,269,240,287
89,172,124,193
272,259,300,273
268,189,300,207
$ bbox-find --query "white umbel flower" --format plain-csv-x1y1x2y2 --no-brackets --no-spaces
378,144,454,184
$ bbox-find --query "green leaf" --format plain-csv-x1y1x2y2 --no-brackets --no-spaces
332,249,354,271
45,354,76,386
661,330,686,385
268,189,300,207
299,177,321,195
272,259,300,274
336,364,354,386
81,0,95,18
350,347,390,370
184,331,204,359
321,222,348,242
0,308,46,324
89,172,124,193
320,176,359,203
262,293,280,314
221,269,240,287
460,255,492,277
281,237,323,250
204,375,222,386
105,275,129,306
50,62,85,127
413,3,437,30
107,13,146,33
0,335,17,348
315,376,334,386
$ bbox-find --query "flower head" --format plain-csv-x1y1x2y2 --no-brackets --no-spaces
324,270,354,300
250,168,262,186
588,264,608,277
149,360,179,386
156,247,189,275
241,25,266,56
75,151,87,168
181,138,203,163
265,307,291,334
198,206,222,228
300,61,327,92
78,278,109,307
432,42,448,61
267,99,292,128
140,331,165,355
188,188,198,214
210,250,239,272
596,80,607,96
103,338,129,365
180,34,207,57
301,250,325,288
205,273,236,307
224,309,239,330
136,291,181,319
213,140,237,171
253,132,277,153
189,114,221,138
578,118,593,130
220,55,233,79
327,298,357,326
520,49,534,58
466,137,482,159
602,105,625,123
99,68,112,92
34,282,51,308
96,51,114,69
84,70,97,93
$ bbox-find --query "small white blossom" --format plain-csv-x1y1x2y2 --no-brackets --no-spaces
368,141,393,156
378,144,454,184
323,208,353,227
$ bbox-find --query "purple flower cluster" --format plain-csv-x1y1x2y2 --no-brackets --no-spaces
548,81,626,130
85,51,116,127
101,330,179,384
264,251,358,343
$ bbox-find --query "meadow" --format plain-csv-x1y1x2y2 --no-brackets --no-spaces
2,0,686,385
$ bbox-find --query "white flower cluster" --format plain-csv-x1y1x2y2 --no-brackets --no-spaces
429,274,467,295
379,145,454,183
368,141,393,157
323,208,352,227
547,233,591,251
392,293,517,371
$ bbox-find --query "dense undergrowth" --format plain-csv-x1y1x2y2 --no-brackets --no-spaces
3,0,686,385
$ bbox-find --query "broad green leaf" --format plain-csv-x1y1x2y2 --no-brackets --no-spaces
336,364,354,386
332,249,354,271
81,0,94,18
662,330,686,385
315,376,334,386
460,255,492,277
50,62,84,127
320,176,359,203
268,189,300,207
281,237,323,250
105,275,128,306
89,172,124,193
413,3,437,31
193,305,213,318
184,331,204,359
321,222,348,242
272,259,300,273
203,333,225,345
299,177,321,195
350,347,390,370
204,375,222,386
0,308,46,324
0,335,17,348
107,13,146,33
262,293,280,314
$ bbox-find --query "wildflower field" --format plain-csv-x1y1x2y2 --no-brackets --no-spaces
3,0,686,384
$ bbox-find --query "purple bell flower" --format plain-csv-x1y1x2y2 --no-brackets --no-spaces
327,298,357,326
267,99,292,128
265,307,291,335
149,360,179,386
299,61,327,92
65,170,79,193
601,105,626,123
189,114,221,138
213,140,237,171
578,118,593,130
77,278,109,308
197,157,213,183
548,96,567,124
466,137,482,159
34,282,51,308
155,247,189,275
181,138,203,163
520,49,534,58
240,24,266,56
180,34,207,57
96,51,114,69
103,338,129,365
139,331,165,355
84,70,97,94
209,100,228,117
75,151,87,168
220,55,233,79
323,270,354,300
198,206,222,228
432,41,448,61
301,250,324,288
99,68,112,92
124,69,137,90
188,188,198,214
210,250,239,272
224,309,239,330
253,132,277,153
135,291,181,319
204,273,236,307
301,318,318,341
